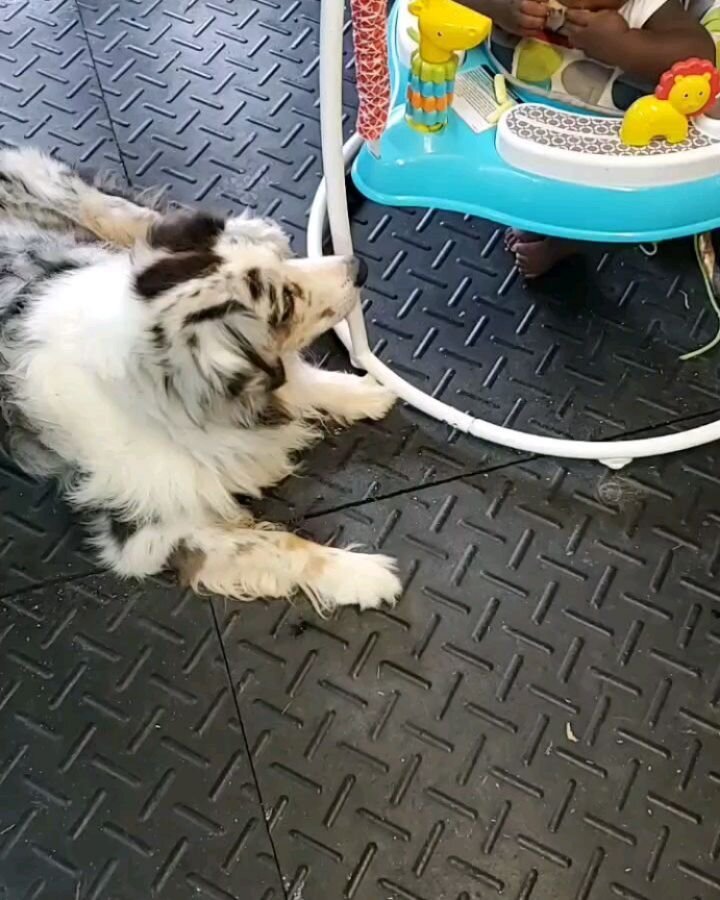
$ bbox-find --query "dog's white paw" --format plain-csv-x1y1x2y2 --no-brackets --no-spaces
306,549,402,612
345,376,397,422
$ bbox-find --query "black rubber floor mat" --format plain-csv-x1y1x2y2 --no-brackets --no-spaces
0,0,121,167
218,448,720,900
0,575,283,900
2,1,720,899
0,456,92,597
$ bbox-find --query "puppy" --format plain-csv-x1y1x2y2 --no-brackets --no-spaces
0,148,401,613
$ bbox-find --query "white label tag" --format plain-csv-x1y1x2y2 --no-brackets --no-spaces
453,66,502,133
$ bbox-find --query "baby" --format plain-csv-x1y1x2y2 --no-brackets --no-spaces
460,0,716,275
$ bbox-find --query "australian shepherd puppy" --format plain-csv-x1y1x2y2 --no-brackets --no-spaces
0,148,401,613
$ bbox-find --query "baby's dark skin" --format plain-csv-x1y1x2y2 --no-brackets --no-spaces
463,0,714,82
461,0,716,275
564,0,716,84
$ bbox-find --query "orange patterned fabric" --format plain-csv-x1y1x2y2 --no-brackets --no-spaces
350,0,390,142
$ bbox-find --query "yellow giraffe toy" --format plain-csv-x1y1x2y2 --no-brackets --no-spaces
405,0,492,133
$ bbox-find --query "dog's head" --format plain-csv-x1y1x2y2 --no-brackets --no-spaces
134,210,366,423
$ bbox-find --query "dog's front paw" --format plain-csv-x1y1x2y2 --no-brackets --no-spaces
307,549,402,612
345,375,397,422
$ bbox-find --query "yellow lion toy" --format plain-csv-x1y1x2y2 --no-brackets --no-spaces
621,58,720,147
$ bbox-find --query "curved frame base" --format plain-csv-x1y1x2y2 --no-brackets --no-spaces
312,0,720,468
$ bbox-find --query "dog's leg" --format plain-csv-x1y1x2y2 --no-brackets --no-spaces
90,512,401,613
0,149,292,253
0,148,159,247
183,523,402,612
278,355,396,424
89,513,187,577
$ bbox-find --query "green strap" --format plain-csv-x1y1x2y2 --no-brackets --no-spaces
681,233,720,360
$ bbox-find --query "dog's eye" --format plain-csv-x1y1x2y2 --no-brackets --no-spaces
245,267,265,302
279,284,298,326
269,281,300,329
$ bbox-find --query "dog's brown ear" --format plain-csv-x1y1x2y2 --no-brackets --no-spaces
136,252,221,300
148,211,226,253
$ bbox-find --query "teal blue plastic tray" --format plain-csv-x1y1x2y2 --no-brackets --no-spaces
352,5,720,242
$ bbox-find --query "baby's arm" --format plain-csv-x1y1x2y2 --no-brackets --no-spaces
622,2,717,80
566,0,715,83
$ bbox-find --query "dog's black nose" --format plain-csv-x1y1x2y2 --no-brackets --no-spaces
349,255,368,288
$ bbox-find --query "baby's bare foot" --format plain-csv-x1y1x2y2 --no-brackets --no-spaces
513,236,581,278
504,227,544,252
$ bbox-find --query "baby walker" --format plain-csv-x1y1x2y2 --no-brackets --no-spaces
309,0,720,468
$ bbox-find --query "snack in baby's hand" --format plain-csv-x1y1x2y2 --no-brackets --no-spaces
545,0,566,31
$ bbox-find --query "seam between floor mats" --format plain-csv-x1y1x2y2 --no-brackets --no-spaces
70,6,290,894
209,600,291,900
0,569,104,603
203,403,720,898
74,0,132,185
302,404,720,521
59,10,720,893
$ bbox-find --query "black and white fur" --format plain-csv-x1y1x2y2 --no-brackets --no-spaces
0,148,401,612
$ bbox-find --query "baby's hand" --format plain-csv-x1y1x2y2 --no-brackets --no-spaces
494,0,549,36
565,8,628,57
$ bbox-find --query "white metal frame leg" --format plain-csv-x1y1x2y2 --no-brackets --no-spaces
309,0,720,468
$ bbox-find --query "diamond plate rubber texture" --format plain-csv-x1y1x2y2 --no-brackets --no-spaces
219,449,720,900
2,2,720,900
0,575,282,900
0,0,121,166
